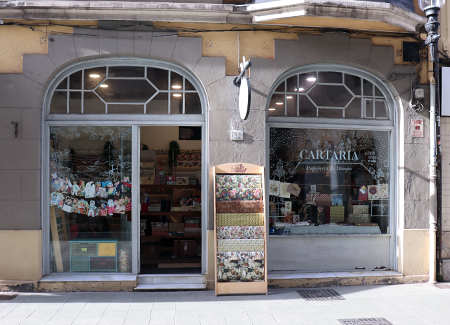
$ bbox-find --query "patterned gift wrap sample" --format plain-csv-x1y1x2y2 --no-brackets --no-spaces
216,251,265,282
330,206,345,223
215,187,263,201
352,205,369,214
216,201,264,213
306,194,332,206
216,213,265,226
348,214,371,223
215,175,262,189
217,226,265,239
217,239,265,252
118,249,130,272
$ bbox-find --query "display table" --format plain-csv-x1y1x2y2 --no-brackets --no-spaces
271,225,381,235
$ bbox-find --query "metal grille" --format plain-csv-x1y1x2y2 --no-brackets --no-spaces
339,318,393,325
0,293,18,301
71,242,97,256
296,289,345,301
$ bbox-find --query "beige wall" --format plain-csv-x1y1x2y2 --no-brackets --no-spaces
0,230,42,281
399,229,429,276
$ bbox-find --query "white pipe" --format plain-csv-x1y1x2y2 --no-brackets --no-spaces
429,80,437,284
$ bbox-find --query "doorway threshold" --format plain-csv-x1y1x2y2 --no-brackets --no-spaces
135,274,206,291
268,271,427,288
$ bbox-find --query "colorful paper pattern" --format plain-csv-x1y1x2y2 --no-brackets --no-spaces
269,180,280,196
368,184,389,200
216,201,264,214
216,213,265,226
217,226,265,239
215,175,262,188
217,251,265,282
216,188,263,201
217,239,265,252
330,206,345,223
306,193,332,206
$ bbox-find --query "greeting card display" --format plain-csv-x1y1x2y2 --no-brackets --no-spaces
214,163,267,296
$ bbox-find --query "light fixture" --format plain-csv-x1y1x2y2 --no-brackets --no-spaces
172,85,182,89
269,108,276,111
298,88,305,92
419,0,446,62
100,84,108,88
286,96,293,99
173,93,182,97
276,102,283,105
90,74,100,78
307,77,317,82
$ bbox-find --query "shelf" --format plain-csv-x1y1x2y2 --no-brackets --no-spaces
141,185,201,189
141,235,201,239
141,211,201,216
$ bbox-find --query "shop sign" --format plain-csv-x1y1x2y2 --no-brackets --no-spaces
411,119,423,137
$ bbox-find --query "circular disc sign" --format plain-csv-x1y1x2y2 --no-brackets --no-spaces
239,77,251,120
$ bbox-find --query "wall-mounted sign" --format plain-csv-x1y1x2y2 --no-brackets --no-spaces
411,119,424,137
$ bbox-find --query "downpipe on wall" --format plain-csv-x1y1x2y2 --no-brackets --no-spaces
429,68,437,284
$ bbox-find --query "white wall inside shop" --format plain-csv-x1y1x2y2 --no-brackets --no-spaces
140,126,201,151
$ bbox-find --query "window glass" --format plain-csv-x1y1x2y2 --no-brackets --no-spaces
49,126,133,273
269,128,390,235
56,78,67,90
70,71,83,90
268,94,285,116
185,93,202,114
286,94,297,116
147,68,168,90
84,68,106,90
318,72,342,83
50,91,68,114
109,66,145,78
298,95,316,117
69,92,82,114
96,79,156,103
147,93,168,114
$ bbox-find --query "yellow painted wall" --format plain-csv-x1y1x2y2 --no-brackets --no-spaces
400,229,429,276
0,230,42,281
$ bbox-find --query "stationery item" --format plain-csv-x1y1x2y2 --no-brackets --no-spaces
358,185,368,201
368,185,378,200
269,180,280,196
352,205,369,214
287,183,301,196
279,183,291,198
377,184,389,199
348,214,371,223
306,194,332,206
329,206,345,223
331,194,343,206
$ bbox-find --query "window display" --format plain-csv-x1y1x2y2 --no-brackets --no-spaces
49,126,132,273
269,128,390,235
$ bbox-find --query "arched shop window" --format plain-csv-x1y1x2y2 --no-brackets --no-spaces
49,65,202,115
45,59,205,274
267,66,394,236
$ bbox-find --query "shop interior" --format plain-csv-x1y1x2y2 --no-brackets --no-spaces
139,126,202,274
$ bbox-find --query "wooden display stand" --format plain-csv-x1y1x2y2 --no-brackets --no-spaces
214,163,267,295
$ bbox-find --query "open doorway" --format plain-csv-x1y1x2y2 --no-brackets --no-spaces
139,126,202,274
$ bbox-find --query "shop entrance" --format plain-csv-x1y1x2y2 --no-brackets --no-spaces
139,126,202,274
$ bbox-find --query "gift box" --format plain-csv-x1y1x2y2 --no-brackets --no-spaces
166,175,175,182
329,206,345,223
352,205,369,214
348,214,371,223
306,193,332,206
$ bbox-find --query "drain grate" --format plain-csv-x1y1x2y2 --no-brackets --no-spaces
296,289,345,301
339,318,393,325
0,293,18,301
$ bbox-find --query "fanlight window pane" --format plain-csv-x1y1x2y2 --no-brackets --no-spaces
269,94,285,116
56,78,67,90
309,85,352,107
298,95,316,117
48,65,202,115
344,75,361,95
96,79,156,103
286,76,297,92
275,81,285,92
69,92,82,113
147,68,168,90
84,68,106,90
50,91,68,114
185,93,202,114
375,100,388,118
286,94,297,116
365,99,374,118
108,105,144,114
345,98,362,118
70,71,82,89
375,86,383,97
109,66,145,78
298,73,316,93
319,108,343,118
363,79,373,96
84,93,105,114
147,93,169,114
318,72,342,83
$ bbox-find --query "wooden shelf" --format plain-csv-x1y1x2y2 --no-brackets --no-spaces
141,211,201,216
141,185,201,189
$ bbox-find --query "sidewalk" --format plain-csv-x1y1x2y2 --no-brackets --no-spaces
1,283,450,325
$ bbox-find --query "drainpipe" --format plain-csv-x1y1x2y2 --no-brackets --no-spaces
429,64,437,284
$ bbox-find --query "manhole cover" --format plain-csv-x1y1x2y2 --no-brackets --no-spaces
0,294,18,301
296,289,345,301
435,283,450,289
339,318,393,325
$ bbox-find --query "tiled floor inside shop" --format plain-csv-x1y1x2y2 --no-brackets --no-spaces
2,283,450,325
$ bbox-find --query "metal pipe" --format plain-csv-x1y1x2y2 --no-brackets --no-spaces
429,72,437,284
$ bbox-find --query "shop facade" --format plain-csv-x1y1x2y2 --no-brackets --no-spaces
0,0,434,291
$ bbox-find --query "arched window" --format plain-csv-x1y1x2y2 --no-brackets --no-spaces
268,68,392,121
48,61,203,115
